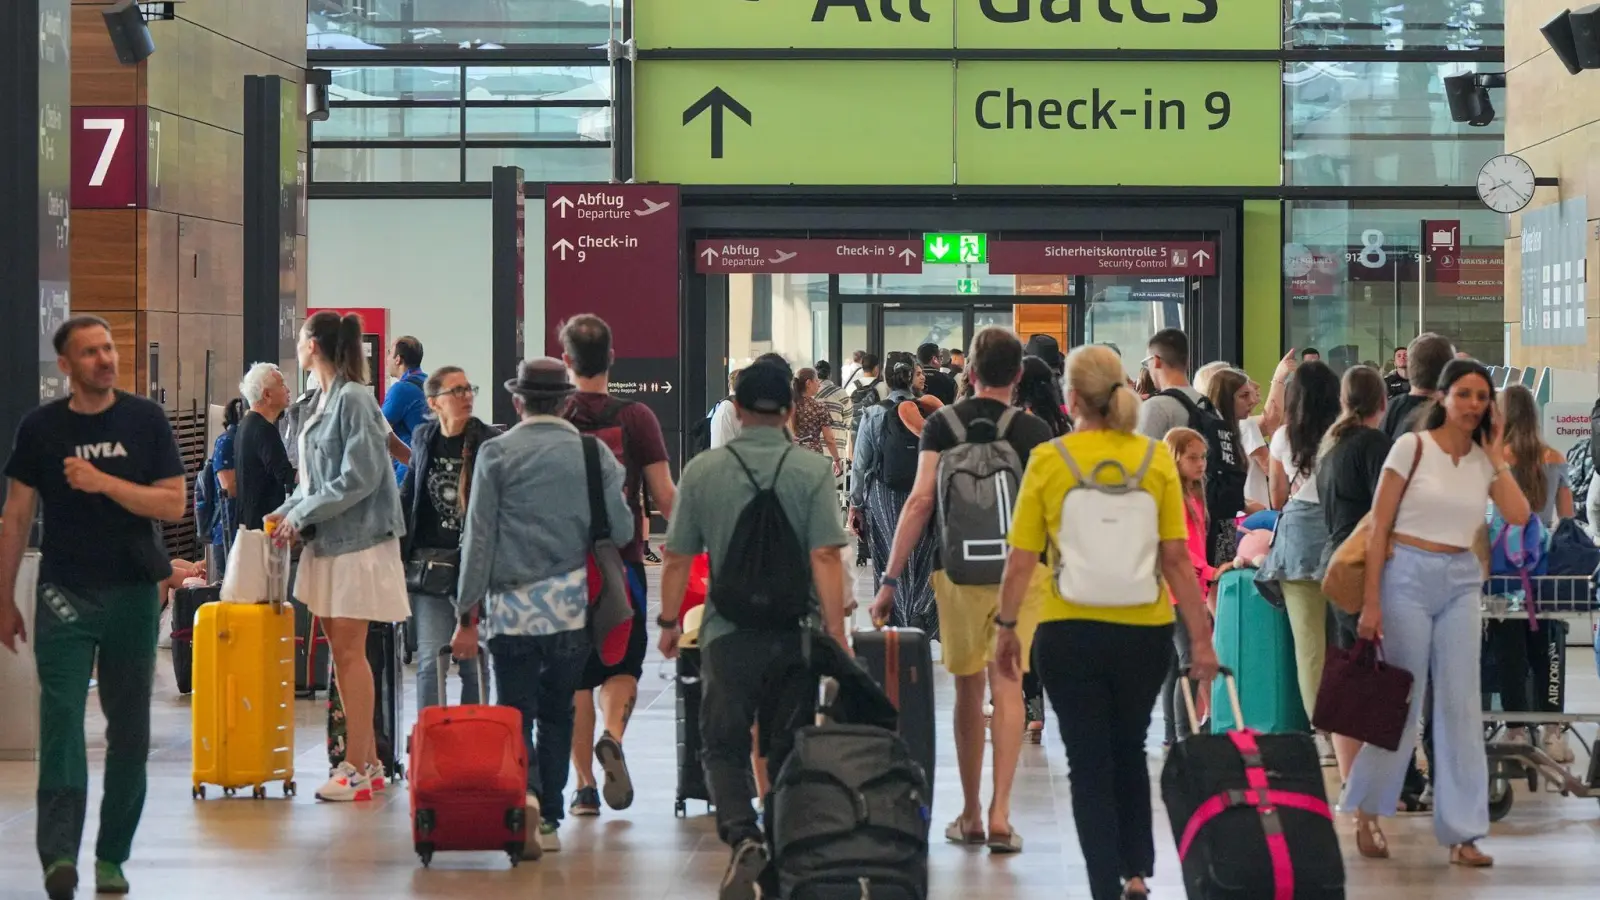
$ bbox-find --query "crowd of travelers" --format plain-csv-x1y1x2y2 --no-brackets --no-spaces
0,307,1587,900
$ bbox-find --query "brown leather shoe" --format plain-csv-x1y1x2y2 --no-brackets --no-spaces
1355,817,1390,859
1450,842,1494,867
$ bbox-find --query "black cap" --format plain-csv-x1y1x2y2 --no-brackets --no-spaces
504,357,576,400
735,362,792,415
1026,334,1064,373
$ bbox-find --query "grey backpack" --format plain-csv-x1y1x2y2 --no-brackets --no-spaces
935,406,1024,586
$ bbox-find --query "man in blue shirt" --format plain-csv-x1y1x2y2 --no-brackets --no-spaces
383,336,429,482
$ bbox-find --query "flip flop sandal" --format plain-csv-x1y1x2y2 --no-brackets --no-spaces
987,829,1024,855
944,821,985,845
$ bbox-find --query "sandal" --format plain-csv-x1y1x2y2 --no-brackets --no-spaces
986,828,1024,855
1450,842,1494,868
944,820,985,846
1354,817,1389,859
1024,722,1044,744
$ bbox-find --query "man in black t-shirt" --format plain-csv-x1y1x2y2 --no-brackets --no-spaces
1380,333,1453,439
1384,346,1411,398
234,363,296,531
871,327,1051,849
917,342,958,406
0,316,186,900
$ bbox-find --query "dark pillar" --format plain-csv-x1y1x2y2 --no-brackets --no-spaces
612,0,634,183
242,74,300,376
0,0,71,478
490,166,527,427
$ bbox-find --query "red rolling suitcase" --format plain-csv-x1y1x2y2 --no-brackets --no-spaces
1160,672,1345,900
852,627,937,802
408,648,529,867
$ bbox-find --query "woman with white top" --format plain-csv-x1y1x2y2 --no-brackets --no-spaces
1259,360,1341,717
1343,358,1531,867
268,311,411,802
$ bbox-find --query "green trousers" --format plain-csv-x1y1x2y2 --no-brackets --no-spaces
34,581,159,868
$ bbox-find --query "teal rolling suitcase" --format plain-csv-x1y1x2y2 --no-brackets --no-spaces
1210,568,1309,734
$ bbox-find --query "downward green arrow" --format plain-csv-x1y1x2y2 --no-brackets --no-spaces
931,237,950,260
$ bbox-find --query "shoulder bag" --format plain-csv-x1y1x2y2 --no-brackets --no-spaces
1320,436,1424,615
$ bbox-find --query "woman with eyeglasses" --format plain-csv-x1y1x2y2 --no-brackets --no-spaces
400,367,499,709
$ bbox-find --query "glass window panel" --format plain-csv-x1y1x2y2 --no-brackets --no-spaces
327,66,461,103
464,66,609,102
840,266,1078,297
311,146,461,182
725,274,829,374
1284,201,1506,369
841,304,869,373
310,0,616,49
464,146,612,182
1083,276,1186,377
1287,1,1504,49
466,106,610,141
1286,60,1502,187
884,309,965,360
316,106,460,141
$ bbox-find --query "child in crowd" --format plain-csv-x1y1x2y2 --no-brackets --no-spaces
1164,427,1217,734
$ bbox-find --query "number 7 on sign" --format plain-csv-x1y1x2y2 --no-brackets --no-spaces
83,118,126,188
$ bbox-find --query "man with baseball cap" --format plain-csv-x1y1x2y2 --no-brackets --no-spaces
656,360,852,900
451,357,633,860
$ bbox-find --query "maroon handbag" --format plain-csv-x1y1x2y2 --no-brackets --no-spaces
1311,639,1414,752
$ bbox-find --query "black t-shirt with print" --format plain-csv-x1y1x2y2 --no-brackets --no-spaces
412,429,466,550
3,392,186,586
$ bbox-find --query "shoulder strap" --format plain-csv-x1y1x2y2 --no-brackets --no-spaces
1396,433,1426,504
1127,439,1159,490
994,406,1019,439
724,445,762,491
1052,438,1088,484
582,435,609,543
942,405,968,444
1161,388,1206,425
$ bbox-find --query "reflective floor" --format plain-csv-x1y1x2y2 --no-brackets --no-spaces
0,561,1597,899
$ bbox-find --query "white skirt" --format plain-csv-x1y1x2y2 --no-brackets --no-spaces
294,537,413,623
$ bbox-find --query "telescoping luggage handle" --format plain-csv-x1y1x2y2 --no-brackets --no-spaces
436,645,492,707
261,521,290,614
1178,665,1240,736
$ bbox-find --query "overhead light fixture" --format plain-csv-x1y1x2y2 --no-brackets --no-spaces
306,68,332,122
1443,72,1506,127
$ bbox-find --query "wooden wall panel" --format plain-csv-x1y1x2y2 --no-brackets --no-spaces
178,217,245,316
70,210,139,311
144,310,179,406
177,313,243,410
144,111,244,224
99,311,140,395
70,5,141,107
141,210,180,313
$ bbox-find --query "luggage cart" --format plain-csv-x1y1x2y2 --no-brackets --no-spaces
1480,576,1600,821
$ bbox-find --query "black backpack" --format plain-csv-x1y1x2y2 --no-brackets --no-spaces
849,377,883,433
877,400,922,492
1161,389,1248,521
710,445,813,630
688,396,731,456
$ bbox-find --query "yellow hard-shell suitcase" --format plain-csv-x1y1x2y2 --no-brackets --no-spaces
191,535,297,799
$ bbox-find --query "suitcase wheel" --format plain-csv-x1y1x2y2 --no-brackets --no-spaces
416,809,436,837
415,844,433,868
223,787,236,798
1488,778,1514,822
251,785,266,800
191,784,205,800
505,807,526,831
674,799,686,818
505,844,522,866
283,780,297,797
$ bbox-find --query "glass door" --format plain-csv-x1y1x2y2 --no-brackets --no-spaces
881,306,967,359
1082,275,1191,378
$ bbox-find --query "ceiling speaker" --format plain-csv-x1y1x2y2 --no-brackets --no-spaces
1443,73,1495,127
1542,9,1583,74
102,0,155,65
1570,4,1600,69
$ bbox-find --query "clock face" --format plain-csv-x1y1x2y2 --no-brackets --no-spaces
1476,154,1536,214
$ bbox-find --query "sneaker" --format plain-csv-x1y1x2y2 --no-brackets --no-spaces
522,794,544,861
43,859,76,900
570,785,601,817
364,764,387,792
315,762,371,802
594,731,635,810
1541,726,1575,763
538,822,562,853
94,861,129,895
1314,732,1337,768
720,838,769,900
644,547,662,565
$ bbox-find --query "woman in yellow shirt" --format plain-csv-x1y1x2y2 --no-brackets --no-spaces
995,344,1218,900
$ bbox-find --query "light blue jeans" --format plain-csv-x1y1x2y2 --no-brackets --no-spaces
411,591,481,708
1340,544,1488,846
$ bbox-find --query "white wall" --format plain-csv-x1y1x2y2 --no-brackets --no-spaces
308,198,546,382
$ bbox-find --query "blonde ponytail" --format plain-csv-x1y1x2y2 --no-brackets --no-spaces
1067,344,1141,432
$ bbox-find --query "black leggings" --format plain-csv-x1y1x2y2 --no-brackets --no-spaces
1035,619,1174,900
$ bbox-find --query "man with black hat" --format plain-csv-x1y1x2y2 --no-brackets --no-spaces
656,360,852,900
450,357,633,861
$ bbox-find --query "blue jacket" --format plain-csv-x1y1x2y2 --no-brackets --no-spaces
849,389,914,508
273,377,406,557
399,416,502,559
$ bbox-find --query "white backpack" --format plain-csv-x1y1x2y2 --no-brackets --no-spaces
1052,439,1162,608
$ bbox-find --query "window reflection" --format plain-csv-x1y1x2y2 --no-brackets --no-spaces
725,274,830,376
310,0,617,49
1287,1,1503,49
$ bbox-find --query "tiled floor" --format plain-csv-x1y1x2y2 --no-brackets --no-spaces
1,562,1598,899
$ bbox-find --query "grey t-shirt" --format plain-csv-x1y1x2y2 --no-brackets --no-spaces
1137,386,1203,441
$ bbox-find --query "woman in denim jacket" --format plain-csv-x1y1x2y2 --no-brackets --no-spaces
268,310,410,803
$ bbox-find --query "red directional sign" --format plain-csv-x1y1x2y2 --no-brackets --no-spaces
71,107,147,209
544,184,680,360
695,239,923,274
988,241,1217,276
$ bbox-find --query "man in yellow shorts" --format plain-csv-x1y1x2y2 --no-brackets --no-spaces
870,327,1054,854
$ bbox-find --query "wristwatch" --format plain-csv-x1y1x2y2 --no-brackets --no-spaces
995,616,1018,630
657,614,680,630
881,575,901,590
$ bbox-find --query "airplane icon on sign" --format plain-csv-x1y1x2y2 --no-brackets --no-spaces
768,250,797,264
634,199,672,217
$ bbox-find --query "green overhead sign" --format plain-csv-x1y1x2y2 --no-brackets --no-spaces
637,0,1281,50
926,233,987,264
635,60,1281,186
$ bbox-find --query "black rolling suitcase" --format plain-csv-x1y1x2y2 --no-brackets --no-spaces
292,599,331,697
851,627,936,801
327,621,405,780
769,677,930,900
674,646,713,816
169,584,219,695
1160,673,1345,900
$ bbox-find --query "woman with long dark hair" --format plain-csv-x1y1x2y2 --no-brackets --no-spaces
1013,354,1068,740
267,310,410,803
1259,360,1342,719
1487,384,1575,761
1201,367,1253,564
1343,359,1531,867
850,351,940,636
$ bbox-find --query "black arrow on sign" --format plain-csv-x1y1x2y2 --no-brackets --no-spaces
682,87,752,160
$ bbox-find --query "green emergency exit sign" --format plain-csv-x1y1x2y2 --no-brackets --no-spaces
925,232,986,264
957,278,980,294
